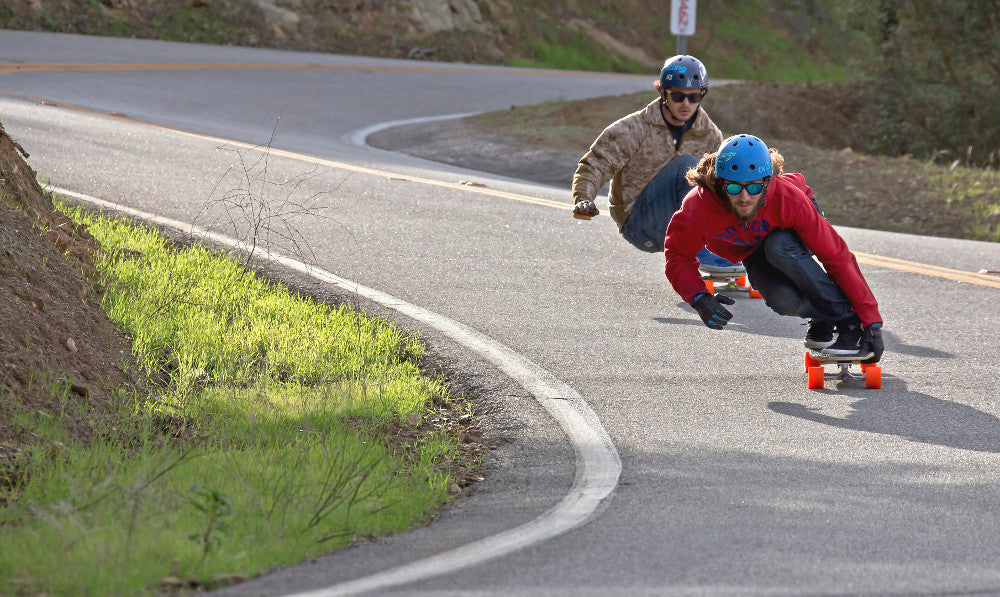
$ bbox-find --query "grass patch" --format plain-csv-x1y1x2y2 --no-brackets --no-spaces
147,3,261,46
930,164,1000,243
683,0,866,82
507,31,649,74
0,203,477,595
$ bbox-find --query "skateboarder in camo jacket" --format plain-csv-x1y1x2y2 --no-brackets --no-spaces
663,134,884,362
571,55,742,274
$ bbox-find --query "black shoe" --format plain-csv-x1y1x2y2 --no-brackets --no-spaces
820,315,873,360
804,320,834,350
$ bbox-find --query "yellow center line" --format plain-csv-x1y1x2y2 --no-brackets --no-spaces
0,61,643,78
855,253,1000,288
2,84,997,290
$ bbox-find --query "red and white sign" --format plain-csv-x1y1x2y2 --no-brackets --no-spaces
670,0,697,36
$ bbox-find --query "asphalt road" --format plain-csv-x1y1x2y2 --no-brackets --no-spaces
3,30,1000,596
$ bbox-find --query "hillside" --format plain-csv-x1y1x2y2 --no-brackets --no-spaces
2,0,860,80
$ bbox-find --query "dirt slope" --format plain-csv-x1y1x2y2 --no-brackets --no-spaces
0,121,138,461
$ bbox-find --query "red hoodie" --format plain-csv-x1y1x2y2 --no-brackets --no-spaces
664,173,882,326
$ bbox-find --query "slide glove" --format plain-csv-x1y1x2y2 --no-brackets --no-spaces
573,199,599,217
691,292,735,330
861,322,884,364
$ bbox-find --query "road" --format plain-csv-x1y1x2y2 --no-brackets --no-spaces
3,30,1000,596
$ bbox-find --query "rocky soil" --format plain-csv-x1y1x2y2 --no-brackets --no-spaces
0,122,140,464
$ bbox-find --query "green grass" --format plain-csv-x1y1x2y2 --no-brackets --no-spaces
0,1,253,46
507,31,650,74
498,0,865,81
930,165,1000,243
0,203,468,595
149,5,255,45
685,1,863,82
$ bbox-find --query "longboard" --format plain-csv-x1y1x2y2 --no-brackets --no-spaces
805,350,882,389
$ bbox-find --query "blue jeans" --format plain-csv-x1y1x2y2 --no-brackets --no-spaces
621,154,699,253
744,229,855,323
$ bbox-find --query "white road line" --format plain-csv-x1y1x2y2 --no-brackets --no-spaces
51,186,622,596
347,111,479,147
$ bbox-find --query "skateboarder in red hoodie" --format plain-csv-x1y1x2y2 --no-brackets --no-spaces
663,134,884,363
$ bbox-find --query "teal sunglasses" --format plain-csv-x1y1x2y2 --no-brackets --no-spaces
724,181,765,196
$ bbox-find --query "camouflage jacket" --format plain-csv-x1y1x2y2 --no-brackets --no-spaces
571,98,723,229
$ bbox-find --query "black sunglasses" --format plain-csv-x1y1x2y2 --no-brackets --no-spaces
664,89,706,104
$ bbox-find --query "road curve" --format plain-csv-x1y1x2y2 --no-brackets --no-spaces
3,30,1000,596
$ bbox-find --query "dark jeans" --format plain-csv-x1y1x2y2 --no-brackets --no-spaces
621,154,699,253
744,229,855,323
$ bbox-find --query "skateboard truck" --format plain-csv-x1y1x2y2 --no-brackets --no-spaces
804,351,882,389
702,272,762,299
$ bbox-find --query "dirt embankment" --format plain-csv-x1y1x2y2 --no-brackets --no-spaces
0,121,139,457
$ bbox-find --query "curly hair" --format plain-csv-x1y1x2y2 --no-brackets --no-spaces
685,148,786,193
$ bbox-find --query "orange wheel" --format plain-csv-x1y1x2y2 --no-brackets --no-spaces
807,366,825,389
865,365,882,389
704,280,715,293
749,289,763,299
736,275,748,287
805,351,821,370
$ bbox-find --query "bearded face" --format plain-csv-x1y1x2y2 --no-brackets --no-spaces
715,178,769,222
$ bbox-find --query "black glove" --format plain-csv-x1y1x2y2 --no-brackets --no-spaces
691,292,735,330
574,199,599,217
861,322,884,364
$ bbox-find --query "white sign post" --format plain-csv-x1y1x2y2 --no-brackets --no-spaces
670,0,697,54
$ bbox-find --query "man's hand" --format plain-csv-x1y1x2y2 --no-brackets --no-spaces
691,292,735,329
573,199,599,219
861,322,884,364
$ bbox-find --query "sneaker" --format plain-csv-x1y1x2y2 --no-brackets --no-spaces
820,315,873,360
804,320,834,350
697,247,745,274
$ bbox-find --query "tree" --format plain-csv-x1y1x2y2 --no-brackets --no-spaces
847,0,1000,167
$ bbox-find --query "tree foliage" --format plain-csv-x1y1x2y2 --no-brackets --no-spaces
846,0,1000,167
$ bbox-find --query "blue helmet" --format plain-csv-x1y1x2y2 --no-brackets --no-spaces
715,134,773,182
659,55,708,90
